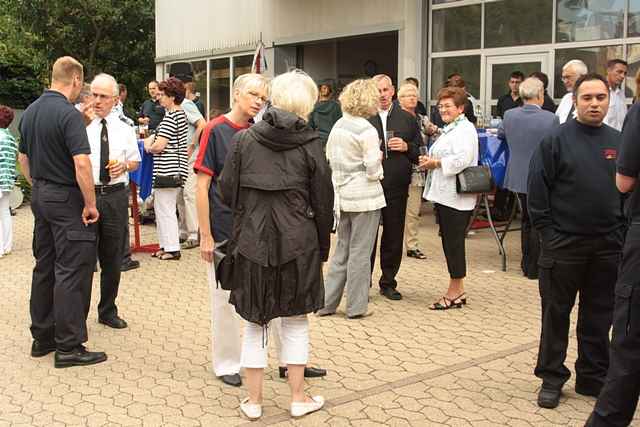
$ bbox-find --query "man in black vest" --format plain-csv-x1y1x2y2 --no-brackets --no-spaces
368,74,420,300
528,73,624,409
586,95,640,427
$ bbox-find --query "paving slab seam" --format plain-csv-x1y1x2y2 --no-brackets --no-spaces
242,339,540,426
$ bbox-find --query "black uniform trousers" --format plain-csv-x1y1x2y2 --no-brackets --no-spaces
371,194,408,289
121,187,133,265
95,186,128,320
534,231,622,394
29,180,97,351
587,225,640,427
518,193,540,280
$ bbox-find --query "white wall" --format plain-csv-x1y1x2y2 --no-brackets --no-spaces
155,0,423,81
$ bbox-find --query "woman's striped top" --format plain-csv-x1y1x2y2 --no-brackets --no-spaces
153,109,188,183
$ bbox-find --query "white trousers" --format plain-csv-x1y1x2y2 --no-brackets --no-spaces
208,261,243,376
153,187,180,252
0,193,11,255
241,315,309,369
177,167,198,241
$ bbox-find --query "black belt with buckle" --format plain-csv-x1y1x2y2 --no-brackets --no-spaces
95,183,126,195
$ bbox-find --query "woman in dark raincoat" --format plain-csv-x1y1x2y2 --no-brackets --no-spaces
219,70,333,420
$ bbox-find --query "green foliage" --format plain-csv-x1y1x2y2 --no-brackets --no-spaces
1,0,155,112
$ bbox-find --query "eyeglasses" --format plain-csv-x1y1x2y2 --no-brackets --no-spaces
561,74,575,81
247,91,268,103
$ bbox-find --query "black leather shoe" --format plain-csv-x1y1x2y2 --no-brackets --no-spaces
278,366,328,378
31,339,57,357
406,249,427,259
121,259,140,272
537,386,561,409
99,316,128,329
219,373,242,387
54,345,107,368
380,287,402,300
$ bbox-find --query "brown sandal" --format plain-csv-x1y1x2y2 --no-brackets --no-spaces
159,251,181,261
151,249,165,258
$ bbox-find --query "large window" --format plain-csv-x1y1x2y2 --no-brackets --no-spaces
629,0,640,37
431,56,480,99
556,0,624,42
209,58,230,118
626,44,640,98
485,0,553,48
233,55,254,81
432,5,481,52
191,61,207,119
554,45,623,98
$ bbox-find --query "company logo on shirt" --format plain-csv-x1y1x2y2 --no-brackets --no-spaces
603,148,617,160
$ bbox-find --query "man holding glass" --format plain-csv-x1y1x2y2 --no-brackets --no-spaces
367,74,421,300
86,73,140,329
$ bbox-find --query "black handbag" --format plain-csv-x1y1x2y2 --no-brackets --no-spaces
456,165,493,194
213,240,236,290
154,174,183,188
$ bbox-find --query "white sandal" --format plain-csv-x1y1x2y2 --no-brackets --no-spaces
291,395,325,418
240,397,262,420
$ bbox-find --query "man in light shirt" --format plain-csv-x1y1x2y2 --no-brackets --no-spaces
86,73,140,329
556,60,588,124
603,59,628,131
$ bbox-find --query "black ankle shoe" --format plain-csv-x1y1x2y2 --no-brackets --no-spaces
279,366,327,378
31,339,57,357
99,316,128,329
537,386,561,409
219,373,242,387
54,345,107,368
380,287,402,300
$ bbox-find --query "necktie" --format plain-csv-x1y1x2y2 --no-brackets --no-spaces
100,119,110,184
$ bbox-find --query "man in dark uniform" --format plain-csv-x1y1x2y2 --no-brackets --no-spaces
528,73,625,409
138,80,165,132
18,56,107,368
368,74,420,300
585,96,640,427
497,71,524,118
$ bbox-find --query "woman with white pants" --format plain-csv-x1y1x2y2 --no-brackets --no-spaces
219,70,333,420
144,78,189,260
0,105,17,257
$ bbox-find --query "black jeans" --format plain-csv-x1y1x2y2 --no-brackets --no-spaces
534,231,622,393
518,193,540,279
371,194,408,290
435,204,472,279
587,225,640,427
29,180,97,351
96,187,128,320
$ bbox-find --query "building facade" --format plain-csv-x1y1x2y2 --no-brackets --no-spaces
156,0,640,120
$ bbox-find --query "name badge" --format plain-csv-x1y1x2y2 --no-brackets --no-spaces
603,148,617,160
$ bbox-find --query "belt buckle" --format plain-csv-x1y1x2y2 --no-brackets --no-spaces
97,185,107,195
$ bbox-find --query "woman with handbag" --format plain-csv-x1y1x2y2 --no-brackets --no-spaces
219,70,333,420
143,77,188,261
419,86,478,310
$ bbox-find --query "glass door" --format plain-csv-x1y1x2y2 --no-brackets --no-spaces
484,53,550,120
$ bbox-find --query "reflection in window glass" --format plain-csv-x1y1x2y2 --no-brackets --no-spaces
629,0,640,37
433,0,463,3
233,55,254,81
432,5,481,52
554,46,623,98
626,44,640,99
556,0,624,42
485,0,552,48
209,58,230,117
191,61,208,119
431,56,480,100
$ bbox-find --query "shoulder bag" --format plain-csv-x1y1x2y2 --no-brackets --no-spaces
456,165,493,194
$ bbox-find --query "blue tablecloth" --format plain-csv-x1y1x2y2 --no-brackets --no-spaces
477,130,509,188
129,140,153,200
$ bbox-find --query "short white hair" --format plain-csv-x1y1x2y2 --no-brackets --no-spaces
519,77,544,100
563,59,588,77
91,73,118,96
232,73,270,105
270,70,318,120
372,74,393,87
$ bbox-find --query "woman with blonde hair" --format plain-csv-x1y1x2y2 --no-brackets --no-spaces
219,70,333,420
317,79,385,319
